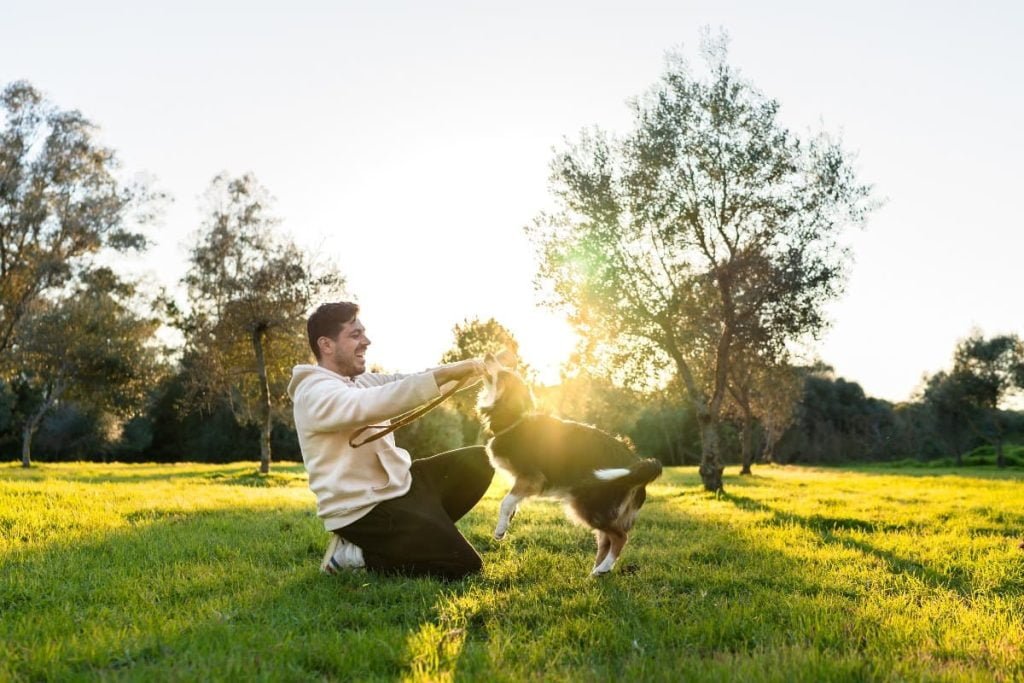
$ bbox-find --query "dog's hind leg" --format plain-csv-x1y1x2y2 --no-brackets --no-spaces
593,530,612,571
591,529,627,576
494,474,544,540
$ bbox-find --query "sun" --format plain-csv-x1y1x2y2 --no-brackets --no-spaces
513,309,579,386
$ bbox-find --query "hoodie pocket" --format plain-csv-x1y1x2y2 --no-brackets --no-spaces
372,446,411,492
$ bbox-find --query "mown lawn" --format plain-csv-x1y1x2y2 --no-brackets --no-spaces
1,461,1022,681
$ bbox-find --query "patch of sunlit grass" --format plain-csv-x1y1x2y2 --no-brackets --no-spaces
1,461,1022,680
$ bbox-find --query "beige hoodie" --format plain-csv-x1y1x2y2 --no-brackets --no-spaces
287,364,443,530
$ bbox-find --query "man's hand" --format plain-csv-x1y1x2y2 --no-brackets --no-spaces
432,359,486,388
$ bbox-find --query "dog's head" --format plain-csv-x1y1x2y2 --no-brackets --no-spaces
477,352,534,431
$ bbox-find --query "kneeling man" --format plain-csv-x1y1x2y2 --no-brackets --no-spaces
287,302,493,580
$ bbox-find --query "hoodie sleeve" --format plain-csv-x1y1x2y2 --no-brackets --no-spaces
297,371,441,433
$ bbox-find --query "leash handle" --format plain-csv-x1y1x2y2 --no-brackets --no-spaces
348,375,474,449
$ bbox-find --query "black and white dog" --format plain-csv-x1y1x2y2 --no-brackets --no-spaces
478,353,662,576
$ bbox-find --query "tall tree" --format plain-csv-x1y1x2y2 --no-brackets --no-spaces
529,34,872,490
0,81,152,358
945,333,1024,468
11,268,159,467
181,173,345,473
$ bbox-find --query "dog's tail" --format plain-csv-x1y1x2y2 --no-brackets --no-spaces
593,458,663,487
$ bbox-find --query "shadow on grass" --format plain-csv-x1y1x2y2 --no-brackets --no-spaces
1,479,883,679
0,503,473,680
3,469,1016,680
721,491,1013,599
437,491,909,680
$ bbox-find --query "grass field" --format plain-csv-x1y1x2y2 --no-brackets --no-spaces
1,461,1022,682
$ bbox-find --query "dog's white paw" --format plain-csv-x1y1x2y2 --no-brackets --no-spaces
592,553,617,576
493,529,507,541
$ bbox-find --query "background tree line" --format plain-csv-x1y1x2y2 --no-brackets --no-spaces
2,34,1022,475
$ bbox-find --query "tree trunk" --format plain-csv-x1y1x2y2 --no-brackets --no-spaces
994,412,1006,469
697,411,725,491
252,328,273,475
667,338,726,491
20,378,62,468
739,410,754,475
20,407,46,468
21,423,33,468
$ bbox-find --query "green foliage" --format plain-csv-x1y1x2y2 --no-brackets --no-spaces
13,274,159,413
777,371,897,463
630,401,700,465
953,333,1024,409
30,405,107,461
395,405,465,457
922,332,1024,467
137,365,300,464
958,444,1024,467
529,33,873,491
922,370,978,458
0,363,308,465
0,81,155,357
1,462,1022,680
179,173,345,471
882,446,1024,469
8,270,161,465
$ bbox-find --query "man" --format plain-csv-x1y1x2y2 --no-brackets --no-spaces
287,302,494,580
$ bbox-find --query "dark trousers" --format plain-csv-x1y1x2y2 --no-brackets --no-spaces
337,446,494,580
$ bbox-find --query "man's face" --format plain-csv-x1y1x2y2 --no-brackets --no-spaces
321,318,371,377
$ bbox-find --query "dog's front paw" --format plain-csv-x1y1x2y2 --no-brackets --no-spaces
493,528,507,541
590,567,612,578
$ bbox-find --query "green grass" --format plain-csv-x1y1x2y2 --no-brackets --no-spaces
2,461,1022,682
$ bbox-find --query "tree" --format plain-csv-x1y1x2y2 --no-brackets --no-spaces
945,333,1024,468
0,81,152,358
725,353,802,472
756,365,802,465
921,370,977,464
10,268,159,467
529,33,872,490
180,173,345,473
776,368,898,464
440,317,521,444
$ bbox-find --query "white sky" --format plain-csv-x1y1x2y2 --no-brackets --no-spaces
2,1,1022,402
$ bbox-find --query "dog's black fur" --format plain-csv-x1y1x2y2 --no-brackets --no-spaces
479,354,662,575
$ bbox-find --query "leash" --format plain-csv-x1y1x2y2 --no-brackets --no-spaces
489,414,530,438
348,375,475,448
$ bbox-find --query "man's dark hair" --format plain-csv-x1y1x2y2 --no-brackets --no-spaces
307,302,359,360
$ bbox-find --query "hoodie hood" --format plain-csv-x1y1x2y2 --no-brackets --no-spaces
288,364,355,399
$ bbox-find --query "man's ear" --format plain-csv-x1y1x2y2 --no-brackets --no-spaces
484,352,503,374
317,336,332,356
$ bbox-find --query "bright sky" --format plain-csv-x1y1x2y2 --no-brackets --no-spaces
3,1,1022,402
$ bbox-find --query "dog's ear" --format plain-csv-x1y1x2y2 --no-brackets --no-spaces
484,352,503,374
